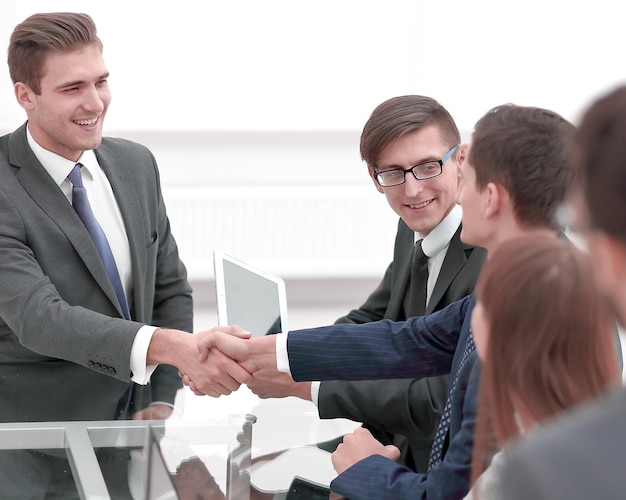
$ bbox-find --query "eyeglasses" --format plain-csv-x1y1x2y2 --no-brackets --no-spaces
373,145,459,187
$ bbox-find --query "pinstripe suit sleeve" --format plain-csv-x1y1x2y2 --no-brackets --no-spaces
285,296,476,499
287,295,469,382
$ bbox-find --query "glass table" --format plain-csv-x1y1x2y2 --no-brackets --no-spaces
0,415,255,499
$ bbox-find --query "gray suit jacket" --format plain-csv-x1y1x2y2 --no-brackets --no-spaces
319,218,486,472
497,386,626,500
0,123,193,422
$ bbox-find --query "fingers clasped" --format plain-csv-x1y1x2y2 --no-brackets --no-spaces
180,325,256,397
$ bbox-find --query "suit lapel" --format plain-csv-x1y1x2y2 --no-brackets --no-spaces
10,125,124,317
426,227,469,314
386,221,413,319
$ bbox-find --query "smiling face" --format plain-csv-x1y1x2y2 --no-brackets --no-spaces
370,125,460,236
15,43,111,161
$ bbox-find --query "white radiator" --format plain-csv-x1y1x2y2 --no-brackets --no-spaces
163,184,398,280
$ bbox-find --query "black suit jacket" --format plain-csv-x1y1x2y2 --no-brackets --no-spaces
319,217,486,472
0,123,193,423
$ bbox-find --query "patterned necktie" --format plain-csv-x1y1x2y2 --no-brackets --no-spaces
407,239,429,316
68,163,131,321
427,334,476,471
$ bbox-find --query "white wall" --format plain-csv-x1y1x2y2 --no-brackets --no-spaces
1,0,425,133
2,0,625,134
1,0,625,279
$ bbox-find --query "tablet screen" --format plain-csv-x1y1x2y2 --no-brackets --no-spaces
214,252,288,336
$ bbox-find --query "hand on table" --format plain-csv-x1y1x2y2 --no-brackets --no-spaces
132,403,177,420
171,457,226,500
331,426,400,475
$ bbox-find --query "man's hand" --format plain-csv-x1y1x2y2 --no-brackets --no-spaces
196,331,278,374
149,326,252,397
247,369,312,401
171,457,226,500
331,426,400,475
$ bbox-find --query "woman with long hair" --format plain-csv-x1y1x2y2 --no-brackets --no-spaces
465,233,621,499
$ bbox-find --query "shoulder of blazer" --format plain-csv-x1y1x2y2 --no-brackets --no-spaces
94,137,158,181
395,218,415,245
96,136,154,163
390,218,416,282
1,123,31,167
99,135,150,152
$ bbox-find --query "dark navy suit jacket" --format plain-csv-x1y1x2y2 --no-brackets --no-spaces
322,220,485,472
287,294,478,500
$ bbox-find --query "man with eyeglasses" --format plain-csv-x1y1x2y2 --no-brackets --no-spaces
244,95,486,476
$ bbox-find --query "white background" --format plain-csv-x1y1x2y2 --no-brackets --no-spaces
1,0,625,135
1,0,625,280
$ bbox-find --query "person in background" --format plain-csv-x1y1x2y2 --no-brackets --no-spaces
496,85,626,500
189,103,581,499
464,234,620,499
248,95,486,474
0,12,247,498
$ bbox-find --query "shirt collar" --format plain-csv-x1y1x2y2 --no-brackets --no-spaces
415,204,463,257
26,125,98,186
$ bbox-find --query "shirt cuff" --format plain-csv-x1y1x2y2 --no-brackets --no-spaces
276,332,291,373
311,381,321,407
130,325,158,384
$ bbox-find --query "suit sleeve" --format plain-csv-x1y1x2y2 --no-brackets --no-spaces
0,183,140,379
329,355,479,500
287,297,468,382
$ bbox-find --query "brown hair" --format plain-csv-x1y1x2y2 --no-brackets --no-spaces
8,12,102,95
575,85,626,242
469,105,576,230
359,95,461,169
471,234,619,485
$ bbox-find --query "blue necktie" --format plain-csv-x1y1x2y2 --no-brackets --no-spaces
427,334,476,471
68,163,131,321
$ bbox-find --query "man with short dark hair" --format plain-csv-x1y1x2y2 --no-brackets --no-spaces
247,95,486,473
496,85,626,500
0,12,246,497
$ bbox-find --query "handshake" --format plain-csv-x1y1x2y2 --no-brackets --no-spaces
148,325,292,398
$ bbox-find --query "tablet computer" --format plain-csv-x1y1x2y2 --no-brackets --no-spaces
213,251,288,336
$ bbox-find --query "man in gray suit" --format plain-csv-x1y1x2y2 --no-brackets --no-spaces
0,12,247,498
496,86,626,500
247,95,486,473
